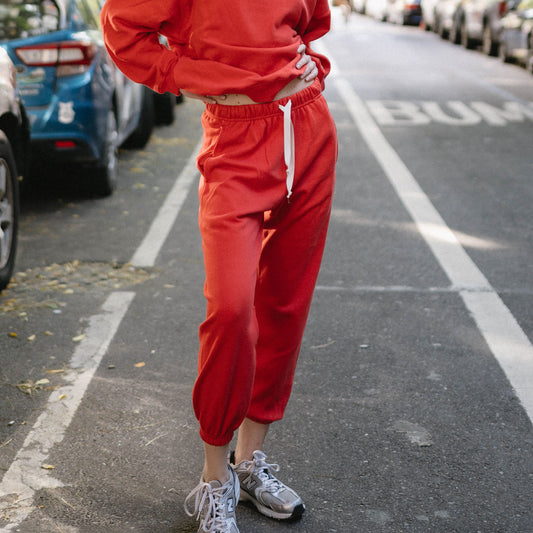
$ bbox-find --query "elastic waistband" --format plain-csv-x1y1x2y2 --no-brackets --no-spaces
204,79,322,120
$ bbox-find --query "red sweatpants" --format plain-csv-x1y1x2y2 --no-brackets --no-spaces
194,81,337,446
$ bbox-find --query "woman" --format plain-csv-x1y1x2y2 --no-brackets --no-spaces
100,1,337,531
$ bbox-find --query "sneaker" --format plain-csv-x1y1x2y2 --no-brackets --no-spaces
184,465,240,533
231,450,305,521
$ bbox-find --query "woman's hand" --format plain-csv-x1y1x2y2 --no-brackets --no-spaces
296,44,318,82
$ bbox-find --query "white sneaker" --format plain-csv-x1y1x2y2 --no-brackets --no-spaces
184,465,240,533
231,450,305,520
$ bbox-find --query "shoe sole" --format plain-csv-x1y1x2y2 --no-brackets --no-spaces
239,492,305,521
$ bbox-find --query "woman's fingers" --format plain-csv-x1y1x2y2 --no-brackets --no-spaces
296,44,318,81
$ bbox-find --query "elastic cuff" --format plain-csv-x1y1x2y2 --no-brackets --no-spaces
199,428,234,447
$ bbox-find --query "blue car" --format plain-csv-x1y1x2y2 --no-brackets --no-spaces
0,0,161,196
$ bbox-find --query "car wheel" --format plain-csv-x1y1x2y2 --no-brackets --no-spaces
438,19,448,39
529,33,533,73
0,131,19,291
461,21,475,48
123,86,155,149
92,110,119,197
498,38,513,62
482,24,498,56
153,92,175,126
449,20,461,44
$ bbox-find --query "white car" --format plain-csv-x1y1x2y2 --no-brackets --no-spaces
366,0,392,20
421,0,441,30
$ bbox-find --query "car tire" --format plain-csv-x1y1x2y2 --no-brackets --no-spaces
153,92,176,126
92,109,119,197
498,39,513,62
123,86,155,149
461,21,475,48
437,20,448,39
482,24,498,56
0,131,19,291
449,20,461,44
526,32,533,74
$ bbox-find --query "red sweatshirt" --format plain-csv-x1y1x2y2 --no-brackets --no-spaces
100,0,331,103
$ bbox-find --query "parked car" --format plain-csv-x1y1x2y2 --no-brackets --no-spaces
0,0,174,196
387,0,423,24
434,0,462,40
421,0,441,30
366,0,392,20
455,0,509,54
499,0,533,68
0,48,30,291
352,0,369,13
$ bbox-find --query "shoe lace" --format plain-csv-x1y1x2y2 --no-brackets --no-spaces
243,451,284,495
184,481,233,532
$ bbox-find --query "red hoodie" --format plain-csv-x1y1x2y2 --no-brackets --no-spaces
100,0,331,103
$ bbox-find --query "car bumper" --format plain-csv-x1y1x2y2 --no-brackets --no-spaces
25,87,108,164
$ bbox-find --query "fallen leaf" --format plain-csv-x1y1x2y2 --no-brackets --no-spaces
72,333,86,342
46,368,65,374
134,362,146,368
9,332,17,338
58,394,67,401
41,464,55,470
28,334,36,341
15,381,33,394
16,378,50,395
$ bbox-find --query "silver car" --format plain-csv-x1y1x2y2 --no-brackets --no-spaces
499,0,533,69
0,48,30,291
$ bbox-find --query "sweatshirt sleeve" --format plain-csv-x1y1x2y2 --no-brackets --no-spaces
100,0,185,95
301,0,332,87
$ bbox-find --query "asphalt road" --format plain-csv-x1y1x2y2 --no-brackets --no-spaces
1,9,532,533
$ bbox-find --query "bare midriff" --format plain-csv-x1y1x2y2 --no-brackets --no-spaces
210,76,314,105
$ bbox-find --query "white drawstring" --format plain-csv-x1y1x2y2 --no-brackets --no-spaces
279,100,295,199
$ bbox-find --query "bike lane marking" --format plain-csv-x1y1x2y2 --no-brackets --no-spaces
0,292,135,530
0,142,203,530
317,39,533,423
130,139,202,268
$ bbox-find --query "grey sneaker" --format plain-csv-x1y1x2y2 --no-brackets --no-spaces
184,465,240,533
231,450,305,520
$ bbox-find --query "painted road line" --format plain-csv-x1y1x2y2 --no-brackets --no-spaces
316,40,533,422
0,291,135,531
0,134,202,530
130,138,202,268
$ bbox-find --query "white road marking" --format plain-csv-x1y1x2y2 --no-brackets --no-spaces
317,40,533,423
0,136,202,530
366,99,533,126
0,292,135,530
130,139,202,267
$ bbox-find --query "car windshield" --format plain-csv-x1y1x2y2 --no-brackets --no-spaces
0,0,61,41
